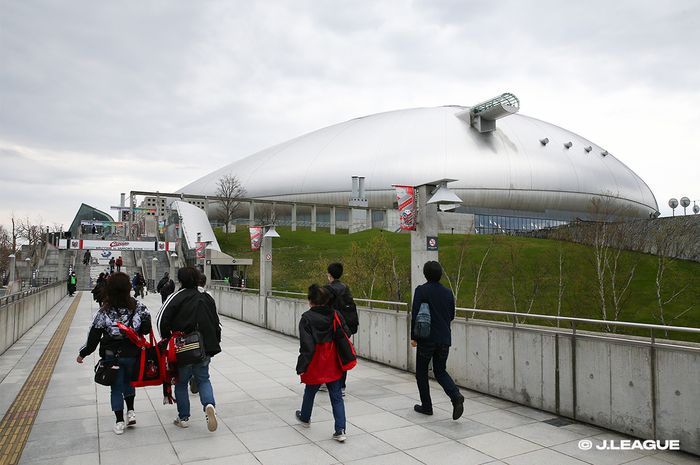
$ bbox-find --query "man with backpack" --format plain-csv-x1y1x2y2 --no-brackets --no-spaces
410,261,464,420
157,267,221,432
324,262,357,396
157,272,175,303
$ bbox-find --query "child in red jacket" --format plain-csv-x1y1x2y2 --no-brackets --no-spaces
295,284,348,442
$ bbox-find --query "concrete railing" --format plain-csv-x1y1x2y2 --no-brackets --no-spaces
207,288,700,455
0,281,67,355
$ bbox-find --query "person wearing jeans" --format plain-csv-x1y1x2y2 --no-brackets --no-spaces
295,284,349,442
173,356,216,428
157,266,222,432
410,261,465,420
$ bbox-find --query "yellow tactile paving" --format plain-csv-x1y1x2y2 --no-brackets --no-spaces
0,294,81,465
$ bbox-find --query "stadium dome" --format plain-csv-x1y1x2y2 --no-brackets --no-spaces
180,105,658,222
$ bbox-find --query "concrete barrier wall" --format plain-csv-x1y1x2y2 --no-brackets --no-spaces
208,288,699,455
0,282,66,355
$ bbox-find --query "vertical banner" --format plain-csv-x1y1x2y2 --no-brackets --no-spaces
249,226,263,251
393,185,416,231
195,241,206,259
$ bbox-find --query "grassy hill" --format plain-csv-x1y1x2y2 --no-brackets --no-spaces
216,227,700,341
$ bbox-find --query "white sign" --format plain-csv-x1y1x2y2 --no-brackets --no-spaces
58,239,176,251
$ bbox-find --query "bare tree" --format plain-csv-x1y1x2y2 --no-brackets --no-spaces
17,216,46,266
215,174,246,233
556,244,565,325
652,225,693,335
471,237,494,315
344,234,394,301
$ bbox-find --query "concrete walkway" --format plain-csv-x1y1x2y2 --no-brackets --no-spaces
0,292,697,465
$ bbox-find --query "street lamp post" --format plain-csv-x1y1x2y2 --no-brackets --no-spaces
24,258,31,289
259,226,280,297
170,252,178,283
8,254,16,285
151,257,158,292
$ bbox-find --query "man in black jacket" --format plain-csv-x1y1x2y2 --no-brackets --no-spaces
324,262,357,395
157,267,221,432
157,272,175,303
411,261,464,420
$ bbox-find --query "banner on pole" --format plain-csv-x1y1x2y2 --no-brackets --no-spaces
249,226,263,251
195,242,206,259
393,185,416,231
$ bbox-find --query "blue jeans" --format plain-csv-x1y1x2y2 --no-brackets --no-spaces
108,356,136,412
416,342,460,409
175,356,215,419
300,379,346,433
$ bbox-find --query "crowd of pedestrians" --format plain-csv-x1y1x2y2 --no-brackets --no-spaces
75,256,462,444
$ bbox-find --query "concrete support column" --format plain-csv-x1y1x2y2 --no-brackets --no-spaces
169,253,177,283
259,236,272,296
204,196,210,217
410,185,439,293
291,204,297,231
311,205,317,232
151,258,158,292
249,201,255,226
8,254,16,283
330,206,336,235
367,208,372,229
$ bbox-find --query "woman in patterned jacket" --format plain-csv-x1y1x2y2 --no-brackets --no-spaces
76,272,152,435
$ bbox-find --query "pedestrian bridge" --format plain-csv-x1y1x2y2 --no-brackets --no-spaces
0,286,697,465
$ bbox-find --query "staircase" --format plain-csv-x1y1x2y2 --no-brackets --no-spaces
140,250,171,291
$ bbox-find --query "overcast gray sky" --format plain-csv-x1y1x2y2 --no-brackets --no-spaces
1,0,699,228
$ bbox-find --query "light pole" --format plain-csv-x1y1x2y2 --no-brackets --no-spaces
409,180,463,293
259,225,280,297
8,254,16,285
170,252,178,283
24,257,31,289
151,257,158,292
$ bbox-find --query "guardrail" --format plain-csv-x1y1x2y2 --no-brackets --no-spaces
0,281,60,307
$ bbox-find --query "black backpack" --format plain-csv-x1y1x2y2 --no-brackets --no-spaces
327,284,359,334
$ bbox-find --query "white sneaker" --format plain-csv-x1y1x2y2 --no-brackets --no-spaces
127,410,136,426
205,404,218,432
173,417,189,428
113,421,126,435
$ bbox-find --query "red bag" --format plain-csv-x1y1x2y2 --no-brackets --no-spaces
300,340,343,385
131,330,167,387
333,312,357,371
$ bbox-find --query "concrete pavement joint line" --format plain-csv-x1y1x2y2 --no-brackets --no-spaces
0,294,82,465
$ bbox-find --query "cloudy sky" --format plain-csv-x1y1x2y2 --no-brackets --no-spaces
1,0,699,228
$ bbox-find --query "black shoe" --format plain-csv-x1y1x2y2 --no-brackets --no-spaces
295,410,310,428
332,429,346,442
414,404,433,415
452,394,465,420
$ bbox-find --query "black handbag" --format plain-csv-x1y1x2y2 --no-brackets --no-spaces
173,331,205,366
94,359,120,386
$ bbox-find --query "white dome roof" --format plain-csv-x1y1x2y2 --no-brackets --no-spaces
181,106,658,219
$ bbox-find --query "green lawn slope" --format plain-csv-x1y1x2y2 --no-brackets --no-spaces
216,227,700,341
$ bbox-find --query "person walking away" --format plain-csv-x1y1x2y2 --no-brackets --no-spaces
67,271,77,296
188,273,215,395
324,262,358,396
92,272,107,305
76,272,152,434
157,272,175,303
295,284,348,442
411,261,464,420
83,250,91,265
132,272,145,299
109,257,116,273
116,256,123,272
157,267,221,432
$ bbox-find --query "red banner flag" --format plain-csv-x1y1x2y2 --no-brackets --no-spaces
195,242,206,259
393,185,416,231
249,226,263,251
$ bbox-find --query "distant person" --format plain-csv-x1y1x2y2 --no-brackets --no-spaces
67,271,77,296
157,267,221,432
157,272,175,303
295,284,348,443
411,261,464,420
132,272,146,299
92,272,107,306
76,272,151,435
116,256,123,272
109,257,116,273
83,250,92,265
324,262,357,396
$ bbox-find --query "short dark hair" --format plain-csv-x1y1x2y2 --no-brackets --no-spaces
102,272,135,311
178,266,200,289
307,283,330,306
327,262,343,280
423,261,442,282
198,274,207,287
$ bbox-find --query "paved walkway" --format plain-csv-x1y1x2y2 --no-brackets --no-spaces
0,292,697,465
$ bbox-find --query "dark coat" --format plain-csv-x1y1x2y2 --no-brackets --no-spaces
411,282,455,346
325,280,359,335
157,288,222,356
296,305,349,384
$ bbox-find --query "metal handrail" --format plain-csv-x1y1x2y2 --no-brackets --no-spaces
354,298,408,307
457,307,700,334
0,281,62,307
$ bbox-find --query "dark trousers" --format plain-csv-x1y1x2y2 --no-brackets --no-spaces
300,379,346,433
415,342,460,409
